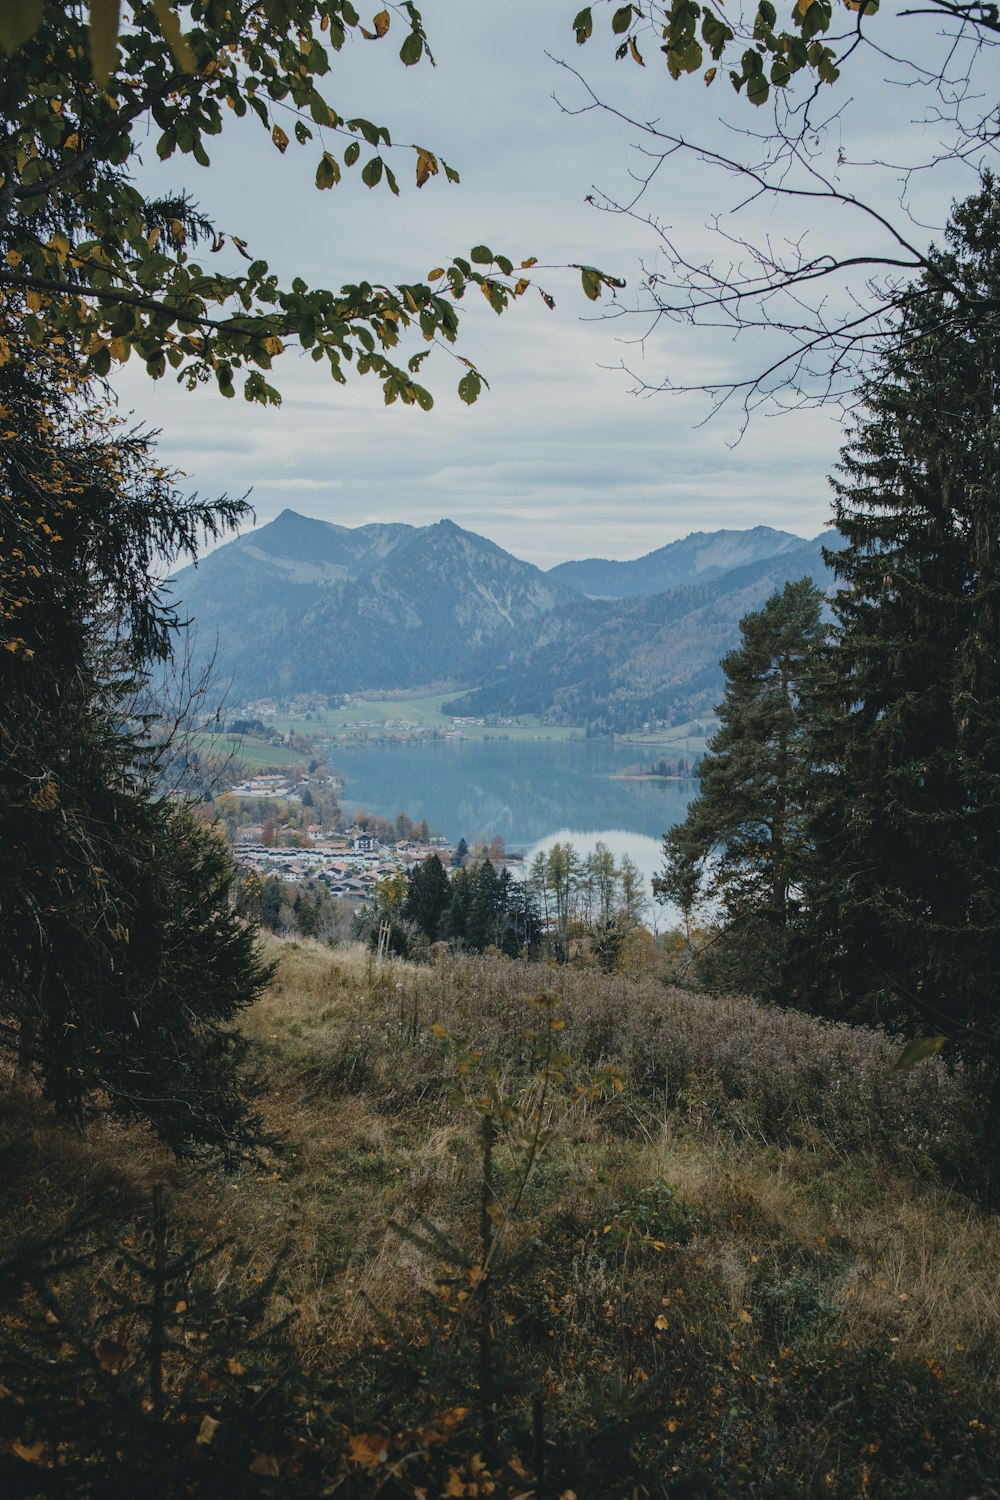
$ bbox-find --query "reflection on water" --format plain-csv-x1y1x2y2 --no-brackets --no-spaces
332,738,696,919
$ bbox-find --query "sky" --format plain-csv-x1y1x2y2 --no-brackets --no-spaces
112,0,984,569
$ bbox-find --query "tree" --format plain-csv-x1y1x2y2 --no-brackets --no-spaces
402,853,452,941
0,4,618,408
566,1,1000,419
0,319,270,1157
790,179,1000,1078
655,578,826,990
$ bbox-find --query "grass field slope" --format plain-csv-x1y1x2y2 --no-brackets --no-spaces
3,941,998,1498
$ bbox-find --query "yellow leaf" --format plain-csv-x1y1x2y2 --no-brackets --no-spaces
427,267,445,281
704,66,717,85
226,1356,247,1377
348,1432,388,1467
797,0,813,12
445,1470,466,1497
63,132,80,152
262,335,284,356
170,218,186,245
109,337,129,363
4,250,21,266
372,9,390,36
272,124,289,153
173,1299,187,1314
196,1415,221,1446
415,147,438,188
739,1307,752,1323
12,1439,46,1465
654,1313,670,1330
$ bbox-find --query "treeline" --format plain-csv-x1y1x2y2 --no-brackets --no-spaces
361,840,652,970
659,182,1000,1094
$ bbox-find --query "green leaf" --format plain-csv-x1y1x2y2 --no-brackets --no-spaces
612,5,633,34
747,72,769,105
893,1036,946,1071
580,267,602,301
315,152,340,189
399,30,422,65
458,370,481,404
344,141,361,167
0,0,43,55
361,155,384,188
573,6,593,44
470,245,493,264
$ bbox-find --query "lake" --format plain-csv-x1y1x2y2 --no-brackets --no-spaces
332,737,697,916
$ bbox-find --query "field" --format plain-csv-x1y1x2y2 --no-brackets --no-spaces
5,938,1000,1497
267,691,578,742
188,730,310,770
614,716,718,756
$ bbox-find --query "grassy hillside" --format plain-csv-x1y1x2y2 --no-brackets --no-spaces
188,731,310,770
3,942,999,1497
269,692,577,741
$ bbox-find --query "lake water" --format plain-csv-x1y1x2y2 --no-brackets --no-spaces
332,737,697,916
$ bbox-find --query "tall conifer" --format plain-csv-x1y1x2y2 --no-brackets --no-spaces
794,178,1000,1076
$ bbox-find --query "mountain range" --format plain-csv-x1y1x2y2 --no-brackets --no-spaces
170,510,840,729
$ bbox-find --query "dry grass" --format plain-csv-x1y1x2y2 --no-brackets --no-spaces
4,935,999,1496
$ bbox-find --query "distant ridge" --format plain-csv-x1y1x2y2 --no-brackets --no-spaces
547,526,803,598
169,510,834,728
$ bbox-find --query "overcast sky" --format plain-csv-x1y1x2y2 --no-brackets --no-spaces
113,1,980,569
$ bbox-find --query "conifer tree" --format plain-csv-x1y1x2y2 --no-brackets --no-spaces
655,578,826,991
0,311,269,1158
793,178,1000,1078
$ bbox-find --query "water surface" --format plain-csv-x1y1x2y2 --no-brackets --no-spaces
333,736,696,859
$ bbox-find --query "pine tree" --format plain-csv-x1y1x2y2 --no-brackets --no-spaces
655,578,826,991
0,312,269,1158
793,178,1000,1077
402,854,453,942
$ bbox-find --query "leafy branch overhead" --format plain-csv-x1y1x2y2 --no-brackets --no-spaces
573,0,883,105
0,3,621,406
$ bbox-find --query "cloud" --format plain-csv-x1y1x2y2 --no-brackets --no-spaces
112,0,966,569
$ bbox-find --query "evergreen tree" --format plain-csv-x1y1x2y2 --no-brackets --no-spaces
655,579,826,992
793,178,1000,1077
402,854,452,942
0,313,269,1158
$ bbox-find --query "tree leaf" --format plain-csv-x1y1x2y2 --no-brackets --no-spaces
458,370,481,404
88,0,121,87
372,9,390,36
893,1036,946,1071
415,147,438,188
573,6,593,44
272,124,289,153
399,30,422,65
612,5,633,35
315,152,340,189
361,155,383,187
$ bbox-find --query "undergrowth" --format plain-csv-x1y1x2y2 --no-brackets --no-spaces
2,937,998,1498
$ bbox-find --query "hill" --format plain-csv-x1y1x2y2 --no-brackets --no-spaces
4,937,998,1497
448,532,842,730
170,510,573,699
548,525,803,598
170,513,840,728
